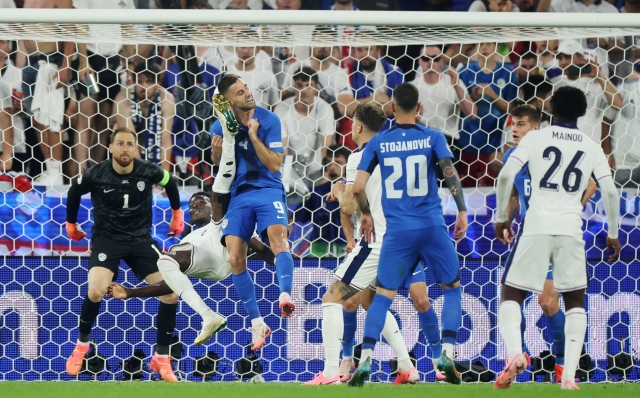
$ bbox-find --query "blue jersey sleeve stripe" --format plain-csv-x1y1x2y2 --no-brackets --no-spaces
362,157,378,174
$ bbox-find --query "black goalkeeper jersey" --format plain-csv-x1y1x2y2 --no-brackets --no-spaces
73,159,167,241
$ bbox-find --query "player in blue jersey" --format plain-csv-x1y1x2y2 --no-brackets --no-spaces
210,74,295,350
501,104,596,383
348,83,469,387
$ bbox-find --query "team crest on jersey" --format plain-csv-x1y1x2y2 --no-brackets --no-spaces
98,253,107,262
137,181,145,191
221,219,228,229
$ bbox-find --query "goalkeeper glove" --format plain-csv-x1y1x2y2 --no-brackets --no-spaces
168,209,184,237
66,222,87,241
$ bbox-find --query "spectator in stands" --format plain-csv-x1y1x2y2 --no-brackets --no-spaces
612,0,640,81
347,31,404,117
411,45,475,148
443,43,478,71
603,60,640,187
554,39,622,145
283,26,354,121
514,0,539,11
514,51,540,84
276,66,336,184
535,39,563,83
292,145,350,258
457,41,519,187
113,63,175,172
537,0,618,12
225,30,280,110
326,0,357,10
19,0,74,186
352,0,397,10
72,0,136,178
469,0,520,11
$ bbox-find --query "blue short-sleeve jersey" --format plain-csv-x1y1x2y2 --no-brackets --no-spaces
358,124,453,230
211,106,284,195
503,146,531,218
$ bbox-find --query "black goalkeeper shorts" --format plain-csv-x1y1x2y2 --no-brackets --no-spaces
88,236,160,281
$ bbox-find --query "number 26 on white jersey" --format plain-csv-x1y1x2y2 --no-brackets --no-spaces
383,155,428,199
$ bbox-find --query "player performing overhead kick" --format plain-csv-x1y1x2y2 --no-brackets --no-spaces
502,104,596,382
306,103,459,385
106,191,276,346
209,73,295,351
65,127,184,382
494,87,621,390
348,83,468,387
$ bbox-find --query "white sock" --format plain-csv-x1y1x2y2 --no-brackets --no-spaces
499,300,523,362
381,311,412,372
321,303,343,379
212,139,236,194
157,256,217,321
45,159,61,173
442,343,454,359
562,307,587,382
251,317,265,327
360,348,373,365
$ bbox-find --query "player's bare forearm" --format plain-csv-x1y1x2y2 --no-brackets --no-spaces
582,178,597,207
439,158,467,212
496,161,521,223
340,210,356,245
339,185,357,216
248,237,275,265
353,170,372,215
251,137,283,173
126,281,174,298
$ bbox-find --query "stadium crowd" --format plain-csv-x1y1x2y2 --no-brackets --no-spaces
0,0,639,257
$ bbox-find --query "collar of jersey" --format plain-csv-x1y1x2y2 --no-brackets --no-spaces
553,121,579,129
357,142,368,152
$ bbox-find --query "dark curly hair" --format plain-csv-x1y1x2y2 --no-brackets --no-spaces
550,86,587,121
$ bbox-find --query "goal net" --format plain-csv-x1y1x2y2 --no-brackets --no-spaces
0,9,639,382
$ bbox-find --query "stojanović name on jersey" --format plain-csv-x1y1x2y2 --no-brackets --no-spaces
552,131,583,142
379,137,432,153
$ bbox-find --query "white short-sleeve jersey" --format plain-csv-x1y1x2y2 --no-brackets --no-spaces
507,124,611,238
173,222,231,281
346,145,386,239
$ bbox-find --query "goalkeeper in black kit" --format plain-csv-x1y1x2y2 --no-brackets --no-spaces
65,127,185,382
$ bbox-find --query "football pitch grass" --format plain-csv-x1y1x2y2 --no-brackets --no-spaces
1,382,638,398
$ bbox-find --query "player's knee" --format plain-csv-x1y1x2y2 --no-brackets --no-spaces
412,294,431,313
87,284,107,302
343,295,359,312
160,292,179,305
228,253,246,273
538,295,559,316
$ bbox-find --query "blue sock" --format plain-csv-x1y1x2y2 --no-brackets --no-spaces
419,307,442,358
441,286,462,345
275,252,294,295
342,309,357,357
362,295,392,351
521,307,528,352
232,270,261,320
546,310,566,365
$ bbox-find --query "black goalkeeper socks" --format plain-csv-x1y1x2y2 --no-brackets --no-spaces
78,296,102,343
155,302,177,355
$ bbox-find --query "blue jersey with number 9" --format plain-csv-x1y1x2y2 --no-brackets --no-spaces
358,123,453,231
211,106,285,196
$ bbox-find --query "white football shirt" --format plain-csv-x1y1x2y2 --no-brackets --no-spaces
506,124,611,237
345,145,386,239
178,222,231,282
604,78,640,170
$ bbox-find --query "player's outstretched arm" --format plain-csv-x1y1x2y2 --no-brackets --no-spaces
438,158,468,242
106,281,173,299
